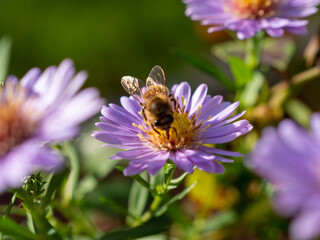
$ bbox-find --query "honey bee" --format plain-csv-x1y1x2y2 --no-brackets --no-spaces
121,65,177,133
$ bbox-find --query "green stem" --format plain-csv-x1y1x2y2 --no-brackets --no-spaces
164,165,176,191
139,195,163,224
17,189,62,240
0,192,17,240
245,31,264,70
131,165,177,227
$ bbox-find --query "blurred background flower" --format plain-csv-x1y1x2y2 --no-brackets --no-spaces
0,59,103,193
184,0,320,39
249,113,320,240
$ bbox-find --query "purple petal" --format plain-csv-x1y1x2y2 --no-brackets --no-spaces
202,120,251,138
198,145,243,157
20,68,42,91
310,113,320,145
208,101,240,124
120,96,142,119
189,84,208,115
170,151,194,174
124,163,148,176
173,82,191,109
148,160,167,175
190,156,217,173
289,197,320,240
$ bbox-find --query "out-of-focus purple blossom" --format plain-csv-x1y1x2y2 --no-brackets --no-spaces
0,59,104,193
249,113,320,240
93,81,252,176
184,0,320,39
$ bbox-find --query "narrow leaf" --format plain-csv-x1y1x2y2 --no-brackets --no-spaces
239,71,265,107
41,169,69,208
285,99,312,128
167,172,189,190
201,211,237,234
154,181,197,217
99,220,167,240
127,180,149,224
0,36,11,84
229,56,252,88
99,197,132,217
0,217,38,240
116,166,150,189
62,142,81,203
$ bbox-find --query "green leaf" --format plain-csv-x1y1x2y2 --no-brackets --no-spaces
99,197,132,217
154,181,197,217
0,36,11,85
0,217,38,240
98,220,167,240
41,169,70,209
229,56,253,88
115,165,125,172
150,168,165,194
167,172,189,190
239,71,265,108
166,203,190,229
61,141,81,203
127,179,149,224
200,211,237,234
16,189,63,240
175,49,235,91
285,99,312,128
116,166,150,190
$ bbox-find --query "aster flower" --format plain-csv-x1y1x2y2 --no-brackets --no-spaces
184,0,320,39
249,114,320,240
93,70,252,176
0,59,104,193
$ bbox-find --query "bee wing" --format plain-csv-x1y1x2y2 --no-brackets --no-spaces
121,76,144,104
146,65,166,88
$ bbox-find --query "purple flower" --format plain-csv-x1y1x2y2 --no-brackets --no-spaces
0,59,104,193
93,81,252,176
249,114,320,240
184,0,320,39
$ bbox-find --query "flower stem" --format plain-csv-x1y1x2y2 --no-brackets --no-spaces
16,189,62,240
130,164,177,227
0,192,17,240
245,31,264,70
164,164,176,191
138,195,163,224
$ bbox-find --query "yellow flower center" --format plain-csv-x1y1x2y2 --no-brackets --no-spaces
226,0,279,19
134,97,209,152
0,82,38,157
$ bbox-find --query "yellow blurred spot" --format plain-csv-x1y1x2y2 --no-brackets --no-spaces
185,169,239,216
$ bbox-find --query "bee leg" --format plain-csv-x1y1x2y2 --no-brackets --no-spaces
141,106,147,122
151,122,160,134
169,93,179,111
169,126,178,137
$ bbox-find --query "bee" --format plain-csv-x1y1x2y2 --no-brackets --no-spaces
121,65,177,133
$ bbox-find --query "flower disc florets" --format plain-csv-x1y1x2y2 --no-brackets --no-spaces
136,97,208,152
93,82,253,176
226,0,278,19
0,82,39,157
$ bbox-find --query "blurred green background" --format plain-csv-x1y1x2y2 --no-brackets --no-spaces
0,0,220,103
